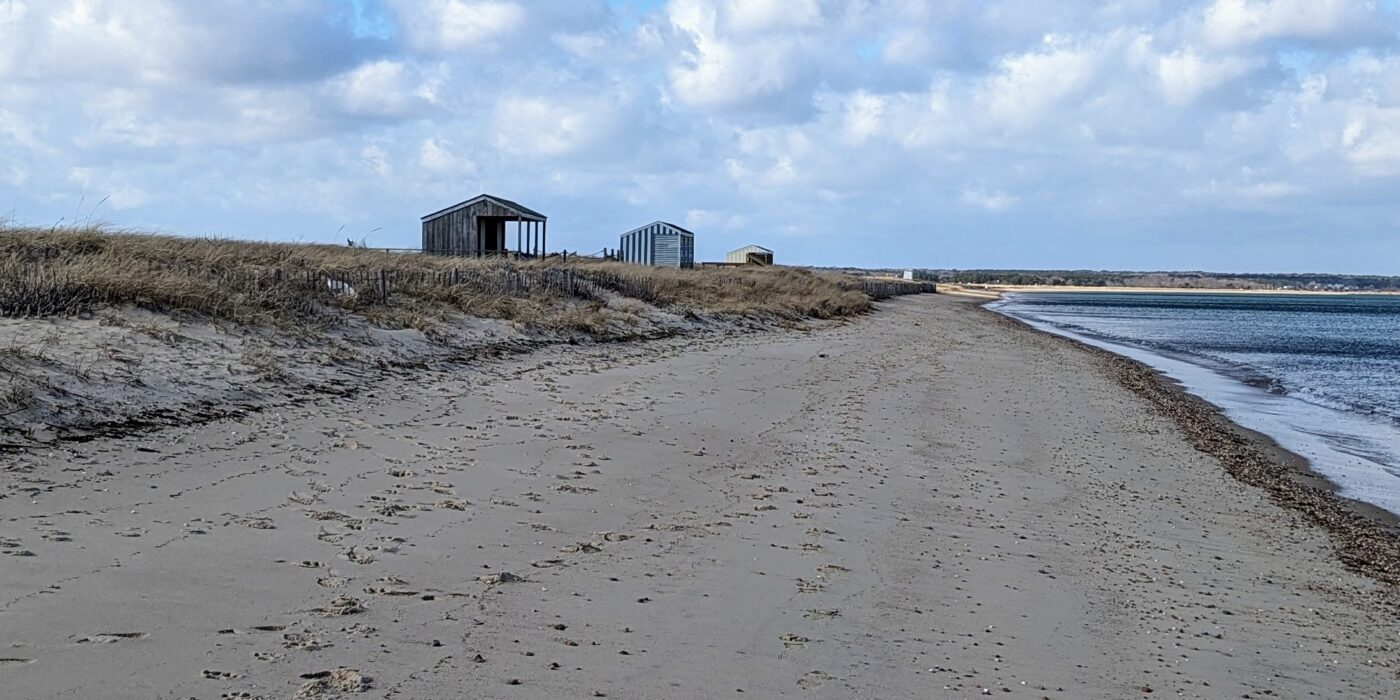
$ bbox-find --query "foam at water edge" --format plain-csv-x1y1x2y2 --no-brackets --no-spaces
991,296,1400,518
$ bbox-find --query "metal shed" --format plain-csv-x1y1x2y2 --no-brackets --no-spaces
421,194,546,257
725,245,774,266
619,221,695,269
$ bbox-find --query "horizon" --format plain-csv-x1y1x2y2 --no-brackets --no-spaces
3,1,1400,274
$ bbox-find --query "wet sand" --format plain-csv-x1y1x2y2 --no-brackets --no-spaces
2,294,1396,698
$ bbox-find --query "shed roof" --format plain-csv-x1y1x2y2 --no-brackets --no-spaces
422,194,547,222
622,220,696,238
729,244,773,254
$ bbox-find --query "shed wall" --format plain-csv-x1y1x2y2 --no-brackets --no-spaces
619,224,694,268
423,200,536,255
726,246,773,263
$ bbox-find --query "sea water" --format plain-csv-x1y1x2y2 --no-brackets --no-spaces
990,292,1400,516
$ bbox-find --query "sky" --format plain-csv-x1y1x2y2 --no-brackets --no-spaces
2,0,1399,273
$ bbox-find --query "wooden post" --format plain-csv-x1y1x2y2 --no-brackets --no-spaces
376,269,388,303
541,220,547,258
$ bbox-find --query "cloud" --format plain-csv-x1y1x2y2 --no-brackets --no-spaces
978,37,1098,130
0,1,380,85
1201,0,1394,48
330,60,441,118
388,0,526,52
492,94,625,157
961,187,1019,212
666,0,821,115
724,0,822,34
1156,49,1262,105
2,0,1400,272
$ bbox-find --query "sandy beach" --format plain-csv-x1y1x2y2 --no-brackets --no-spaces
3,294,1397,699
941,283,1400,297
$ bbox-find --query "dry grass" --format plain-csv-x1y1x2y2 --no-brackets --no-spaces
556,261,874,318
0,225,915,331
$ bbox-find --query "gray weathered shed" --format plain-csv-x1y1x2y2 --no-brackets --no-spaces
422,194,547,257
619,221,694,269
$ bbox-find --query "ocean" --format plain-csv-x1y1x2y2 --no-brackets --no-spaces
990,292,1400,516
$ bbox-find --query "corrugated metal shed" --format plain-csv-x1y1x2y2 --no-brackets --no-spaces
619,221,695,269
422,194,547,257
725,245,774,265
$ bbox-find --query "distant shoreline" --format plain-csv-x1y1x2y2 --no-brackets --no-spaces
941,283,1400,297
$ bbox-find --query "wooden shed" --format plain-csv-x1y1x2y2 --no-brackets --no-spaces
421,194,547,257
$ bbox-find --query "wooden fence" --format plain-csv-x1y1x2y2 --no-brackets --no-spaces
858,280,938,299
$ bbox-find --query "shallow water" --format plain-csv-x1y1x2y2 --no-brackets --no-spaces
991,292,1400,516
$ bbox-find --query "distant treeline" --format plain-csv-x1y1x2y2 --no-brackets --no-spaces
823,268,1400,291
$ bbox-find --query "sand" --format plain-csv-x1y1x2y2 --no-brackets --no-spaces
2,294,1396,699
942,283,1400,296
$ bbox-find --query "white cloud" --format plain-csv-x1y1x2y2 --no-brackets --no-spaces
1157,49,1261,105
841,91,885,143
978,37,1097,130
882,29,933,66
1202,0,1386,48
389,0,525,52
331,60,439,118
961,187,1019,212
724,0,822,34
419,138,475,175
492,95,622,157
667,0,816,113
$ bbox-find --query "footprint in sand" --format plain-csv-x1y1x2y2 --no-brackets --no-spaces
798,670,835,689
307,511,363,531
560,542,603,554
297,668,371,697
0,657,35,666
202,669,239,679
371,503,413,518
282,631,332,652
311,596,365,617
77,632,147,644
341,547,375,565
364,576,419,597
237,517,275,530
316,576,349,589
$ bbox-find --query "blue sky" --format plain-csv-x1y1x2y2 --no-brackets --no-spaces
2,0,1399,273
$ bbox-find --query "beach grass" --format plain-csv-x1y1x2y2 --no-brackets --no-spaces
0,226,887,329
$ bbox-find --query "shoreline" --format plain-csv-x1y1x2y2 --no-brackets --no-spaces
976,302,1400,586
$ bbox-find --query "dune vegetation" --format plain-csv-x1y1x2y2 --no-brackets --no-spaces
0,226,929,330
